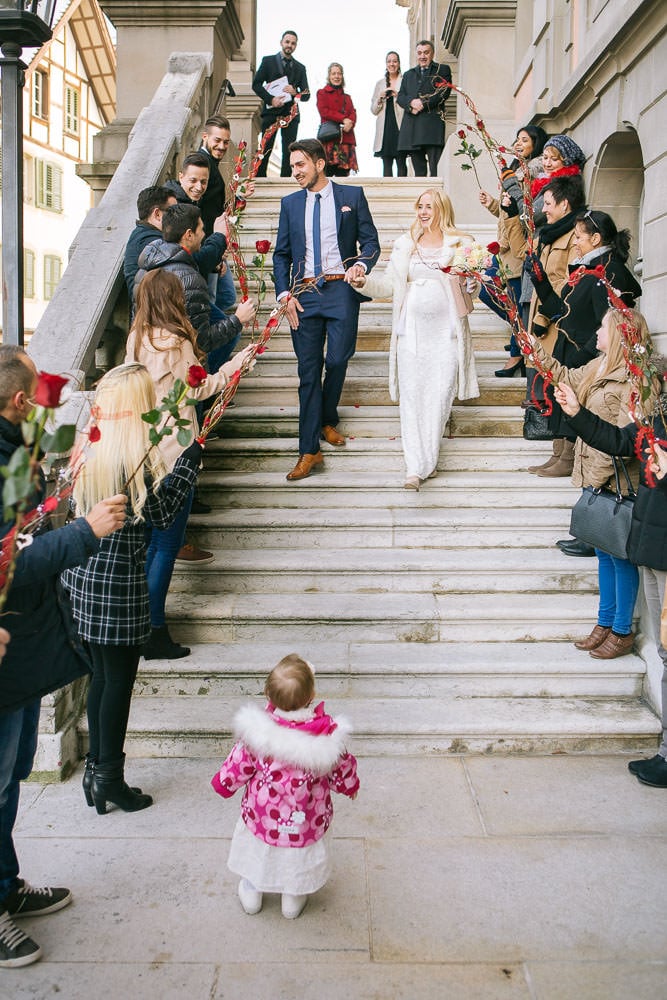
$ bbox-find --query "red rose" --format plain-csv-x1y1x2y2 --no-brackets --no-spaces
34,372,68,408
255,345,266,355
498,145,507,152
42,496,58,513
88,424,101,443
476,119,485,129
230,241,240,251
266,316,279,329
441,266,452,273
255,239,271,254
457,129,466,139
487,241,501,255
186,365,208,389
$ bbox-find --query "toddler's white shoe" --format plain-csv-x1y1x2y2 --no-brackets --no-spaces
281,893,308,919
238,879,263,915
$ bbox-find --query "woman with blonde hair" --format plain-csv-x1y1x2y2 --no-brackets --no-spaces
126,269,254,660
61,363,203,813
530,307,659,659
355,188,479,488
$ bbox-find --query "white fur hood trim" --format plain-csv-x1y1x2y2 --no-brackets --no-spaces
233,703,353,776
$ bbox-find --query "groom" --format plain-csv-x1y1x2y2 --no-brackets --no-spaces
273,138,380,481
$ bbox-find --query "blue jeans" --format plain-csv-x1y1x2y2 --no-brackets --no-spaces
207,268,236,313
595,548,639,635
145,488,194,628
0,699,40,904
478,260,522,357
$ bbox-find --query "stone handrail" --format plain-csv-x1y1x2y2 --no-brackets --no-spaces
28,53,213,382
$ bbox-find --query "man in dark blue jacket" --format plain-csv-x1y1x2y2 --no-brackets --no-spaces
123,186,177,299
273,139,379,481
0,346,126,968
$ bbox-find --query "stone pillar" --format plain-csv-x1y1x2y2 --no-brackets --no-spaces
100,0,242,121
440,1,517,222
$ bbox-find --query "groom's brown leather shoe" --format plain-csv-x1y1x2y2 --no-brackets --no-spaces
286,452,324,481
321,425,346,446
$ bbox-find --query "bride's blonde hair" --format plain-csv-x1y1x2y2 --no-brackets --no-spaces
73,363,167,519
410,188,469,247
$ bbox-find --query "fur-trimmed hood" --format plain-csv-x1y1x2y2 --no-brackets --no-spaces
233,702,352,776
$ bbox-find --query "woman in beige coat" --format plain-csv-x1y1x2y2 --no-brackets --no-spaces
503,173,586,475
530,307,659,659
125,269,255,659
370,52,405,177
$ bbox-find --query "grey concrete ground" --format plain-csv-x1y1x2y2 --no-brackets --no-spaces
4,753,667,1000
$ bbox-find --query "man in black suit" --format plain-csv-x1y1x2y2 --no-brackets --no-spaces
397,40,451,177
252,30,310,178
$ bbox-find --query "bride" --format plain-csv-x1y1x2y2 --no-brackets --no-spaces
356,189,479,489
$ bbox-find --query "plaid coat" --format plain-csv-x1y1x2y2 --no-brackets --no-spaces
61,448,200,645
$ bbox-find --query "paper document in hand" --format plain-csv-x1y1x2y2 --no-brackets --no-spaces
266,75,292,103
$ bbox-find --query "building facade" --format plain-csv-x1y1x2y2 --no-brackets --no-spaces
0,0,115,336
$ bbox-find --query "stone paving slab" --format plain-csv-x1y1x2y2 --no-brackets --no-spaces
8,755,667,999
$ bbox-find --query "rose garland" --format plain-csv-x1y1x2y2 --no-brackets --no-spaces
0,366,206,611
433,78,536,254
225,98,301,305
566,265,666,483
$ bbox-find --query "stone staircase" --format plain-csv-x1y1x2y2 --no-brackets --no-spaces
105,178,660,756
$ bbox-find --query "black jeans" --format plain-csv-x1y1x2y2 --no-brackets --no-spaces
86,644,142,763
256,112,300,177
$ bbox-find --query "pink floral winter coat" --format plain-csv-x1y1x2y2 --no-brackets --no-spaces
211,701,359,848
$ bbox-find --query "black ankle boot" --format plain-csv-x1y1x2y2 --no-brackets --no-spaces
82,754,96,807
91,754,153,815
142,626,190,661
83,754,142,807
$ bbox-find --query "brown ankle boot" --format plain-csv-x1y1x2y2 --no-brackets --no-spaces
537,439,574,477
528,438,563,474
574,625,611,650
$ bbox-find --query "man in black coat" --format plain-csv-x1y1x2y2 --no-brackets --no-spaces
397,40,451,177
0,346,126,968
122,186,177,299
252,29,310,177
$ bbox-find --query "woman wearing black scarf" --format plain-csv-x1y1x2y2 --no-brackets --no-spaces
504,173,586,476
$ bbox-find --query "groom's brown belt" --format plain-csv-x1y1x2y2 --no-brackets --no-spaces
302,274,346,284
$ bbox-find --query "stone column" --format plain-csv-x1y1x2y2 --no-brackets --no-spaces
440,1,517,222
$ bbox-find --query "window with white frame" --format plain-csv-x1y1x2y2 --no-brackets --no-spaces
64,84,80,136
35,159,63,212
24,250,36,299
32,69,48,120
43,255,62,300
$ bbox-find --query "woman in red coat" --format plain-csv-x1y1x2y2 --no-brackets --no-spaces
316,63,358,177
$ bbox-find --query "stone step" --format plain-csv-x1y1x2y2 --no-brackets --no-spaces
215,404,525,438
202,436,551,472
251,350,513,377
109,693,660,757
164,590,600,644
235,375,525,408
193,469,578,509
132,642,644,701
190,509,575,551
170,546,596,595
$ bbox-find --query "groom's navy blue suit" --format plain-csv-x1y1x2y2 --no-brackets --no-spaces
274,182,380,455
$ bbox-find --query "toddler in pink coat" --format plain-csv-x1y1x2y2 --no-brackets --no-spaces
211,654,359,918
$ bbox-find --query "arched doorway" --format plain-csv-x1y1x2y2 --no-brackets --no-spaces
588,128,644,273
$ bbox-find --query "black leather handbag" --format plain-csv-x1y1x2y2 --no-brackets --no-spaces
523,405,554,441
317,121,341,142
569,457,637,560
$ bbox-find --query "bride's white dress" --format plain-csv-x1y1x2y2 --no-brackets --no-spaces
397,246,458,480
